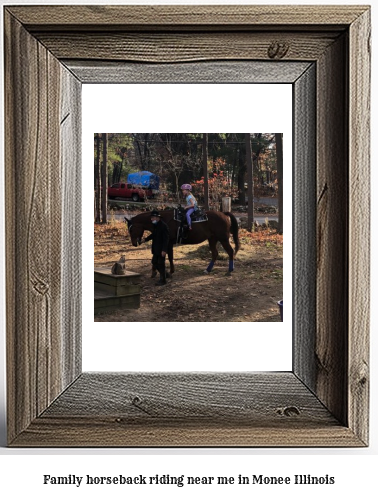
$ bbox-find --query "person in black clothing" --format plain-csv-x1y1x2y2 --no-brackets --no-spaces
142,209,169,286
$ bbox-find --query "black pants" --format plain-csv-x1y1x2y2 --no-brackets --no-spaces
152,254,166,282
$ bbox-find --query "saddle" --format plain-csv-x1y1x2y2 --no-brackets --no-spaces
174,206,208,243
173,206,208,223
191,208,208,223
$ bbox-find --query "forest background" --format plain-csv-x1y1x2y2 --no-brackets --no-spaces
94,133,281,215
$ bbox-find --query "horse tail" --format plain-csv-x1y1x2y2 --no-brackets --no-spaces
224,212,240,255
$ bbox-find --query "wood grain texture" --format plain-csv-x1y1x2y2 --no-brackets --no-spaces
4,11,81,444
41,373,335,421
316,34,349,426
5,12,62,442
60,68,82,389
4,5,370,447
66,60,311,84
293,64,317,390
11,418,363,448
7,5,367,30
348,8,371,444
11,373,364,447
37,32,339,63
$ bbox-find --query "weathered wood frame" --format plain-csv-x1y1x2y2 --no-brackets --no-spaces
4,5,370,447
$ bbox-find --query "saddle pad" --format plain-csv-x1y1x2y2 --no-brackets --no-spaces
191,212,208,222
174,207,208,223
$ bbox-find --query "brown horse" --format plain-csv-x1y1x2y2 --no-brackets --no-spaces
125,210,240,275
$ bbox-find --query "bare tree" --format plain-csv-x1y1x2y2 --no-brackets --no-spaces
203,133,209,210
101,133,108,224
156,135,191,202
245,133,254,231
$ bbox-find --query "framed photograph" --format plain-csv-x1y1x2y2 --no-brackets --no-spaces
4,5,370,447
87,86,292,371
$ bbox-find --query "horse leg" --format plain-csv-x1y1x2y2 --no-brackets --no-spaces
219,239,235,275
204,238,219,274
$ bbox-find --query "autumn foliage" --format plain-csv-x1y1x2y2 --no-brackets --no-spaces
191,158,238,209
238,228,283,247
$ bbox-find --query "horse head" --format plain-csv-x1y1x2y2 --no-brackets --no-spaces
125,216,144,247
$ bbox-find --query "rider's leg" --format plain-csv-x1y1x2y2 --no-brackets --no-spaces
186,208,194,228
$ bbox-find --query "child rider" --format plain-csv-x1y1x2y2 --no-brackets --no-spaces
180,184,198,230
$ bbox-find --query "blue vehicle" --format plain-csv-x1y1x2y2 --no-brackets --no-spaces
127,171,160,192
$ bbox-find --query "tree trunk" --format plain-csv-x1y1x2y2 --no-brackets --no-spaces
237,149,246,205
245,133,254,231
231,148,238,189
111,165,117,185
134,136,144,170
203,133,209,210
275,133,283,234
94,133,101,223
175,172,180,203
101,133,108,224
120,157,125,183
143,133,149,170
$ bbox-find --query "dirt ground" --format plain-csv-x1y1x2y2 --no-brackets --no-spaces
94,215,283,322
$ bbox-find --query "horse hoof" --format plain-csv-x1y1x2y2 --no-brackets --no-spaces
204,270,210,274
225,271,233,277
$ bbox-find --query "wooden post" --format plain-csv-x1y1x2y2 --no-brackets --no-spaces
203,133,209,210
275,133,283,234
222,196,231,212
101,133,108,223
245,133,254,231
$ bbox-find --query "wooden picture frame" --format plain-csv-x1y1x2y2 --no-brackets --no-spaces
4,5,370,447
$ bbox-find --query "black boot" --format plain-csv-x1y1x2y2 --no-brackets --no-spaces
155,274,167,286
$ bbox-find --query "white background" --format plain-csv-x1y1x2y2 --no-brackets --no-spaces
83,83,293,372
0,0,377,498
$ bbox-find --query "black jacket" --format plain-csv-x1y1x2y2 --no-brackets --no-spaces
145,219,169,255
